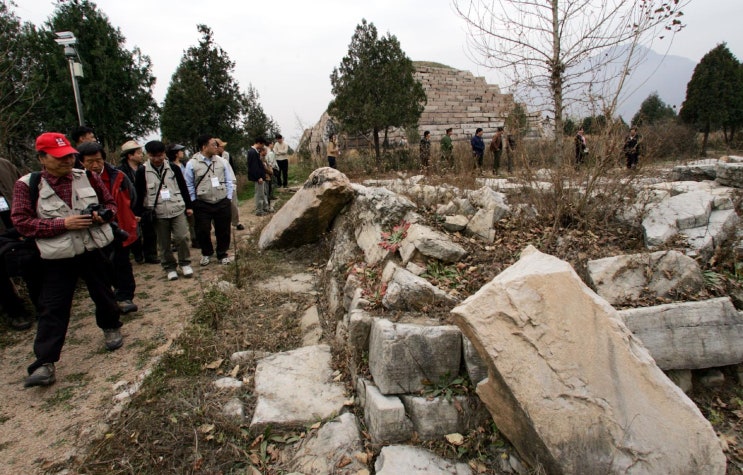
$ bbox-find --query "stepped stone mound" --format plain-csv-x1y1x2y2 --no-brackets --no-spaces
451,245,726,475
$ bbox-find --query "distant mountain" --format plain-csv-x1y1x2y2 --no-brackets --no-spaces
615,46,697,121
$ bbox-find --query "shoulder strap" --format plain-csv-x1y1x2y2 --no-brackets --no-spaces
194,160,214,190
28,171,42,209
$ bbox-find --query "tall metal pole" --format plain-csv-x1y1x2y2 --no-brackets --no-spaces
65,53,84,126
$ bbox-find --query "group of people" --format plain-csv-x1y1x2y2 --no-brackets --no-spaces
247,134,290,216
0,126,279,388
576,126,642,169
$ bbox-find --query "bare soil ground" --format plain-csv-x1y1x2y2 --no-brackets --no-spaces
1,170,743,474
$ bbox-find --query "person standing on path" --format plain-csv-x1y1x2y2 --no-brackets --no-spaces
419,131,431,170
77,142,139,314
274,134,290,188
470,128,485,171
440,128,454,169
575,127,587,167
135,141,194,281
327,134,339,169
119,140,158,264
215,138,244,231
12,132,123,388
0,157,35,330
490,127,504,175
167,143,198,245
185,135,234,266
247,137,268,216
624,126,641,169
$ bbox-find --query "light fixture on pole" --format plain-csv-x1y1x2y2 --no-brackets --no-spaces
54,31,85,126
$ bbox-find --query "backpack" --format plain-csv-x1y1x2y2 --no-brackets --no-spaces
0,172,42,277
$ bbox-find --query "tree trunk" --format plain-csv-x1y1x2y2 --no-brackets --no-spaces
550,0,563,165
373,127,381,166
701,122,710,157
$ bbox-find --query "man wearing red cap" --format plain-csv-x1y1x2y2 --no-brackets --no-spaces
11,132,124,388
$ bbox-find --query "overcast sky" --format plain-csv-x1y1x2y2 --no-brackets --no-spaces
16,0,743,147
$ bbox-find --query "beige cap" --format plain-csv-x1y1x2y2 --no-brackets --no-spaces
121,140,142,153
215,138,228,147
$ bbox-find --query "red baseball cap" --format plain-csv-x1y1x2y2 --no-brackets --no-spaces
35,132,78,158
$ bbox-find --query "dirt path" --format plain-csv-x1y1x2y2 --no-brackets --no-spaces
0,198,263,475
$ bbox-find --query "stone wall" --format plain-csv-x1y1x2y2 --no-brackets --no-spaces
299,64,542,155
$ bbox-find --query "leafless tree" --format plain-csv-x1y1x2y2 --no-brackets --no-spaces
453,0,687,159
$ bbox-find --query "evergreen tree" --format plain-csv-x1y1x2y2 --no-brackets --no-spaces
328,19,426,162
36,0,158,150
242,85,279,142
0,3,44,166
161,25,252,150
680,43,743,154
632,92,676,126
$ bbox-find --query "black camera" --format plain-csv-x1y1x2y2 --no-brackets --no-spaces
109,221,129,242
81,203,114,222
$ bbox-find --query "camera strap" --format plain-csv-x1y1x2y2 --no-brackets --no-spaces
151,166,168,209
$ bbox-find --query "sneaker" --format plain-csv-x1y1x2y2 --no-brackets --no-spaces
167,270,179,281
24,363,56,388
10,315,33,331
219,256,233,265
181,265,194,278
199,255,211,266
117,300,138,314
235,224,245,230
103,328,123,351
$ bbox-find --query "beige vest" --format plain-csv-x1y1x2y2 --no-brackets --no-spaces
21,170,113,260
191,154,228,204
143,161,186,219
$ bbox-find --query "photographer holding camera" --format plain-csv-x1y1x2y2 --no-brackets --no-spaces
11,132,124,388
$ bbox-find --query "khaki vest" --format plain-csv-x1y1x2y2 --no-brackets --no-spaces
21,170,113,260
143,161,186,219
191,154,228,204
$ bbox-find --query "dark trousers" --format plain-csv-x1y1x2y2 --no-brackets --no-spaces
327,156,337,169
193,198,232,259
277,159,289,187
626,153,639,169
29,250,122,374
110,242,136,301
130,219,158,261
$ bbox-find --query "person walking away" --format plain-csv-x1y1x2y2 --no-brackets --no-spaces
135,141,194,281
119,140,158,264
185,135,234,266
440,128,454,169
419,131,431,170
78,142,139,314
575,127,587,166
274,134,290,188
470,128,485,171
247,138,268,216
327,134,339,169
12,132,123,387
624,126,641,169
490,127,504,175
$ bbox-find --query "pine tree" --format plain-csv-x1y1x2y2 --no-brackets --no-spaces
680,43,743,154
632,92,676,126
328,19,426,163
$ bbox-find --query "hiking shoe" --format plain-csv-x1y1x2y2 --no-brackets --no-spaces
235,224,245,230
219,256,233,265
10,315,33,331
145,257,161,264
103,328,123,351
199,255,211,266
167,270,179,281
181,265,194,278
24,363,56,388
117,300,138,314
